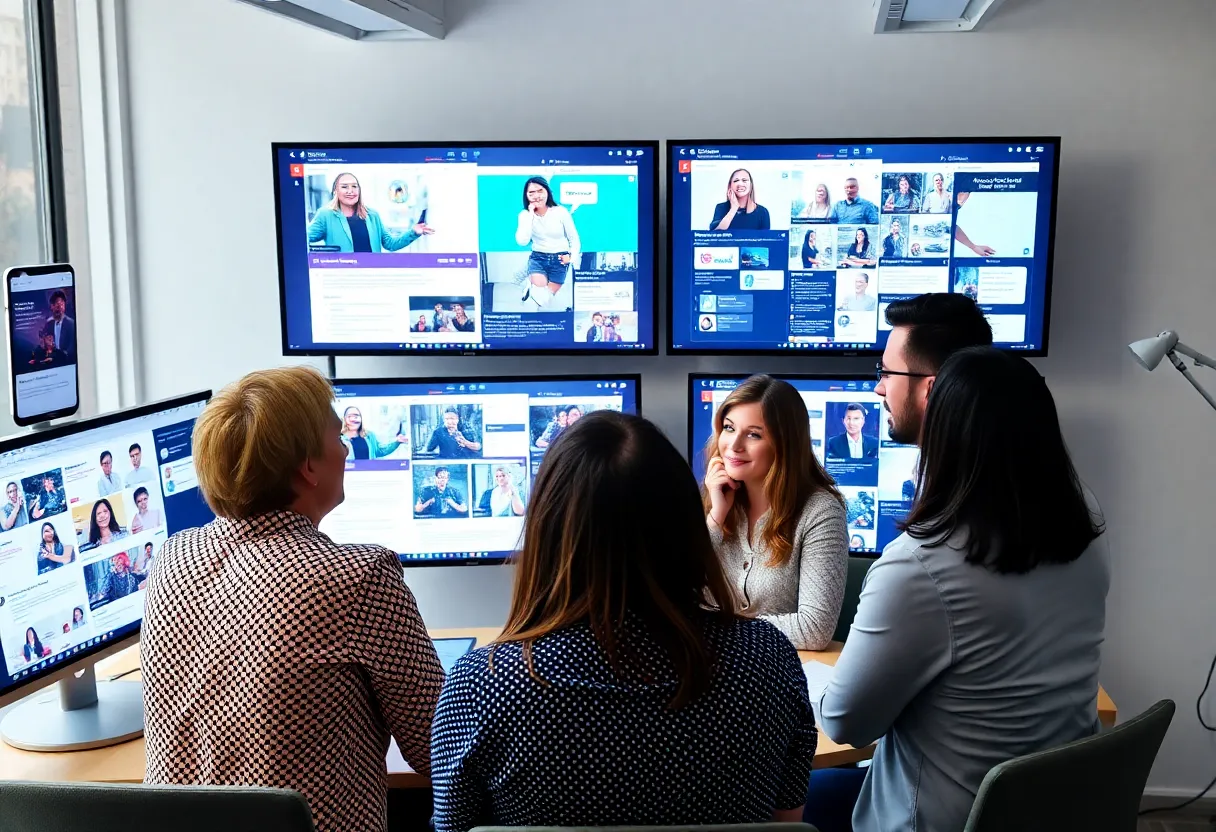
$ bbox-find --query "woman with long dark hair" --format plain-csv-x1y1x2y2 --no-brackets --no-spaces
432,411,817,830
86,498,127,549
839,227,876,268
36,522,75,573
812,347,1108,832
703,375,848,650
515,176,580,310
23,627,44,662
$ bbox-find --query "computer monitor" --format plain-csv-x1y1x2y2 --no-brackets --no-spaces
324,374,641,565
0,390,213,751
668,137,1060,355
688,374,916,556
273,141,659,356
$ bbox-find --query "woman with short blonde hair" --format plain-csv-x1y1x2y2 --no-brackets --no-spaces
142,366,443,832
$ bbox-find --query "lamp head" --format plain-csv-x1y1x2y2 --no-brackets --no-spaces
1128,330,1180,371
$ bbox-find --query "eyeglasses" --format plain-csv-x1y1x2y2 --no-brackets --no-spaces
876,362,933,382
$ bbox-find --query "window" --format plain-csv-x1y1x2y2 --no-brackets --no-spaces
0,0,66,429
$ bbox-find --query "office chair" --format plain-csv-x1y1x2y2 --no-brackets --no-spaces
0,781,315,832
831,555,874,643
962,699,1175,832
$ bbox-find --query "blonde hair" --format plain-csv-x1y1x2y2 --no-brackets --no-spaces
327,171,368,220
193,366,337,519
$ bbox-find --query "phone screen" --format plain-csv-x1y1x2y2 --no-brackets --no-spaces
6,267,79,424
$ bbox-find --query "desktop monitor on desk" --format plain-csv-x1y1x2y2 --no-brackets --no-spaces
0,391,213,751
667,137,1059,355
325,374,641,566
688,373,917,555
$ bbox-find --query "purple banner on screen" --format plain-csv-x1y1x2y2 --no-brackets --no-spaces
309,253,479,269
345,459,412,472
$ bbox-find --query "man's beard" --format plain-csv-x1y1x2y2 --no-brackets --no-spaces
886,400,921,446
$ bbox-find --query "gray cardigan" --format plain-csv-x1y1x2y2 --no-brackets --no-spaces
708,490,849,650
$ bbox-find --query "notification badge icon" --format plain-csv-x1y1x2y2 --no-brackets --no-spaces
678,159,692,174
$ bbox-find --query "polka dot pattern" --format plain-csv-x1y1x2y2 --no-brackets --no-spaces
142,511,445,832
431,616,817,831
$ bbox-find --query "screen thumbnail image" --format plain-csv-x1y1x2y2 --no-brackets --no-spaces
689,163,793,232
407,296,478,334
71,494,131,552
953,265,1027,306
878,446,921,504
789,226,832,271
840,486,877,532
836,225,879,269
9,283,77,373
338,400,410,461
879,215,910,259
835,271,879,314
952,190,1038,259
412,464,470,520
529,401,623,450
471,462,528,518
33,518,77,575
20,468,67,523
907,215,954,258
823,401,881,461
575,310,638,344
787,163,881,223
410,404,483,460
7,608,77,670
83,546,149,611
302,163,478,255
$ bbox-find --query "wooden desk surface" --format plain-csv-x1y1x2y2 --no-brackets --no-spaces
0,626,1118,788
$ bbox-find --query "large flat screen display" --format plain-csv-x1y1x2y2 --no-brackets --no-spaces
273,141,658,355
323,375,641,565
668,138,1059,355
688,374,915,555
0,393,213,700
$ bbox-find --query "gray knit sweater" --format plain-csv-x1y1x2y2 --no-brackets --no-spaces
708,490,849,650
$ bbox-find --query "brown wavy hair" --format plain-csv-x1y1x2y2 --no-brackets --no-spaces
494,410,738,708
702,375,841,566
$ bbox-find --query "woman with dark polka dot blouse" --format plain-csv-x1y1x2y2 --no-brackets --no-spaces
431,411,817,830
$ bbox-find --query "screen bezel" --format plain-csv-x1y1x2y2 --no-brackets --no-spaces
4,263,81,427
331,372,643,567
272,140,662,358
685,371,877,466
665,136,1062,357
0,389,212,709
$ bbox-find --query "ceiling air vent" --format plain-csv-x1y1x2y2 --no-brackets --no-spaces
874,0,1008,33
234,0,445,41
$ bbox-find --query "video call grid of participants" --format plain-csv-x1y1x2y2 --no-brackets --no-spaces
299,160,645,347
701,385,919,554
685,158,1038,346
0,435,171,679
327,392,626,557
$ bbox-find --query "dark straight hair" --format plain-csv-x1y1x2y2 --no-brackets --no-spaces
902,347,1104,573
522,176,558,209
884,293,994,374
496,410,738,708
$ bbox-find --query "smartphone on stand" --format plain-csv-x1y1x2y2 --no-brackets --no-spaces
3,264,80,426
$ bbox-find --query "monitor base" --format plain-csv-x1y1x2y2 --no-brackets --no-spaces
1,665,144,752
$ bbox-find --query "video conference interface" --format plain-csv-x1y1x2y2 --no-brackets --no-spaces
669,139,1058,353
0,398,213,694
274,143,657,354
322,376,639,563
689,375,916,555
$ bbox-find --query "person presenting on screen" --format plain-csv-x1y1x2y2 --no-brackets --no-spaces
882,219,906,259
130,487,165,534
84,498,129,551
535,408,568,449
340,406,406,461
126,443,155,486
2,481,29,530
710,168,770,231
29,328,67,367
72,606,86,630
826,404,878,460
953,192,996,256
23,628,45,663
849,534,866,550
478,467,526,517
101,551,147,601
585,312,608,343
36,522,75,573
837,273,877,313
883,175,916,213
800,229,822,269
46,289,75,359
800,183,832,220
703,375,849,651
307,172,434,254
426,408,481,458
29,475,65,520
921,172,952,213
97,451,122,496
829,178,879,224
840,228,877,268
414,315,430,333
516,176,580,310
414,467,468,518
450,303,475,333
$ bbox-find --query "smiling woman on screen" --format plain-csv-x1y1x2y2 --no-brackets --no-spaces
710,168,771,231
515,175,581,310
704,375,848,651
339,405,407,461
307,171,435,254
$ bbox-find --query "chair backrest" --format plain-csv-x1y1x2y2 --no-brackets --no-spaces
472,825,816,832
831,555,874,643
0,781,315,832
962,699,1176,832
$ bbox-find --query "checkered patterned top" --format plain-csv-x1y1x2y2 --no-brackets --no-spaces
142,511,443,832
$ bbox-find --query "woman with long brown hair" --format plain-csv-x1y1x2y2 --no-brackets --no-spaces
704,375,848,650
431,411,817,830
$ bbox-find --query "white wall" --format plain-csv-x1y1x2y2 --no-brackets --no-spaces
116,0,1216,796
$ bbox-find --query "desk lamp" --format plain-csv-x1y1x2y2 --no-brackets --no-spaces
1128,331,1216,413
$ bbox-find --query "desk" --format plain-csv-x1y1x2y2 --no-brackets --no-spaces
0,627,1118,788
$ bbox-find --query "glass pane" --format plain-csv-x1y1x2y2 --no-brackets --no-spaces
0,0,49,269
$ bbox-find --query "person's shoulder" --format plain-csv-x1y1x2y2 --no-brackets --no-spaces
799,488,846,525
712,616,803,674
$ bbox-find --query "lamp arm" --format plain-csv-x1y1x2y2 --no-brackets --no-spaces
1173,341,1216,371
1167,352,1216,413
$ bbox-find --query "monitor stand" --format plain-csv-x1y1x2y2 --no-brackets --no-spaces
0,664,144,752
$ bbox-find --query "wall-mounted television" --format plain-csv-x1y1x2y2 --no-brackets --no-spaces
273,141,659,356
668,137,1059,355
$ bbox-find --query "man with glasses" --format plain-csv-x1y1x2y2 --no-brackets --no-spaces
875,294,992,446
